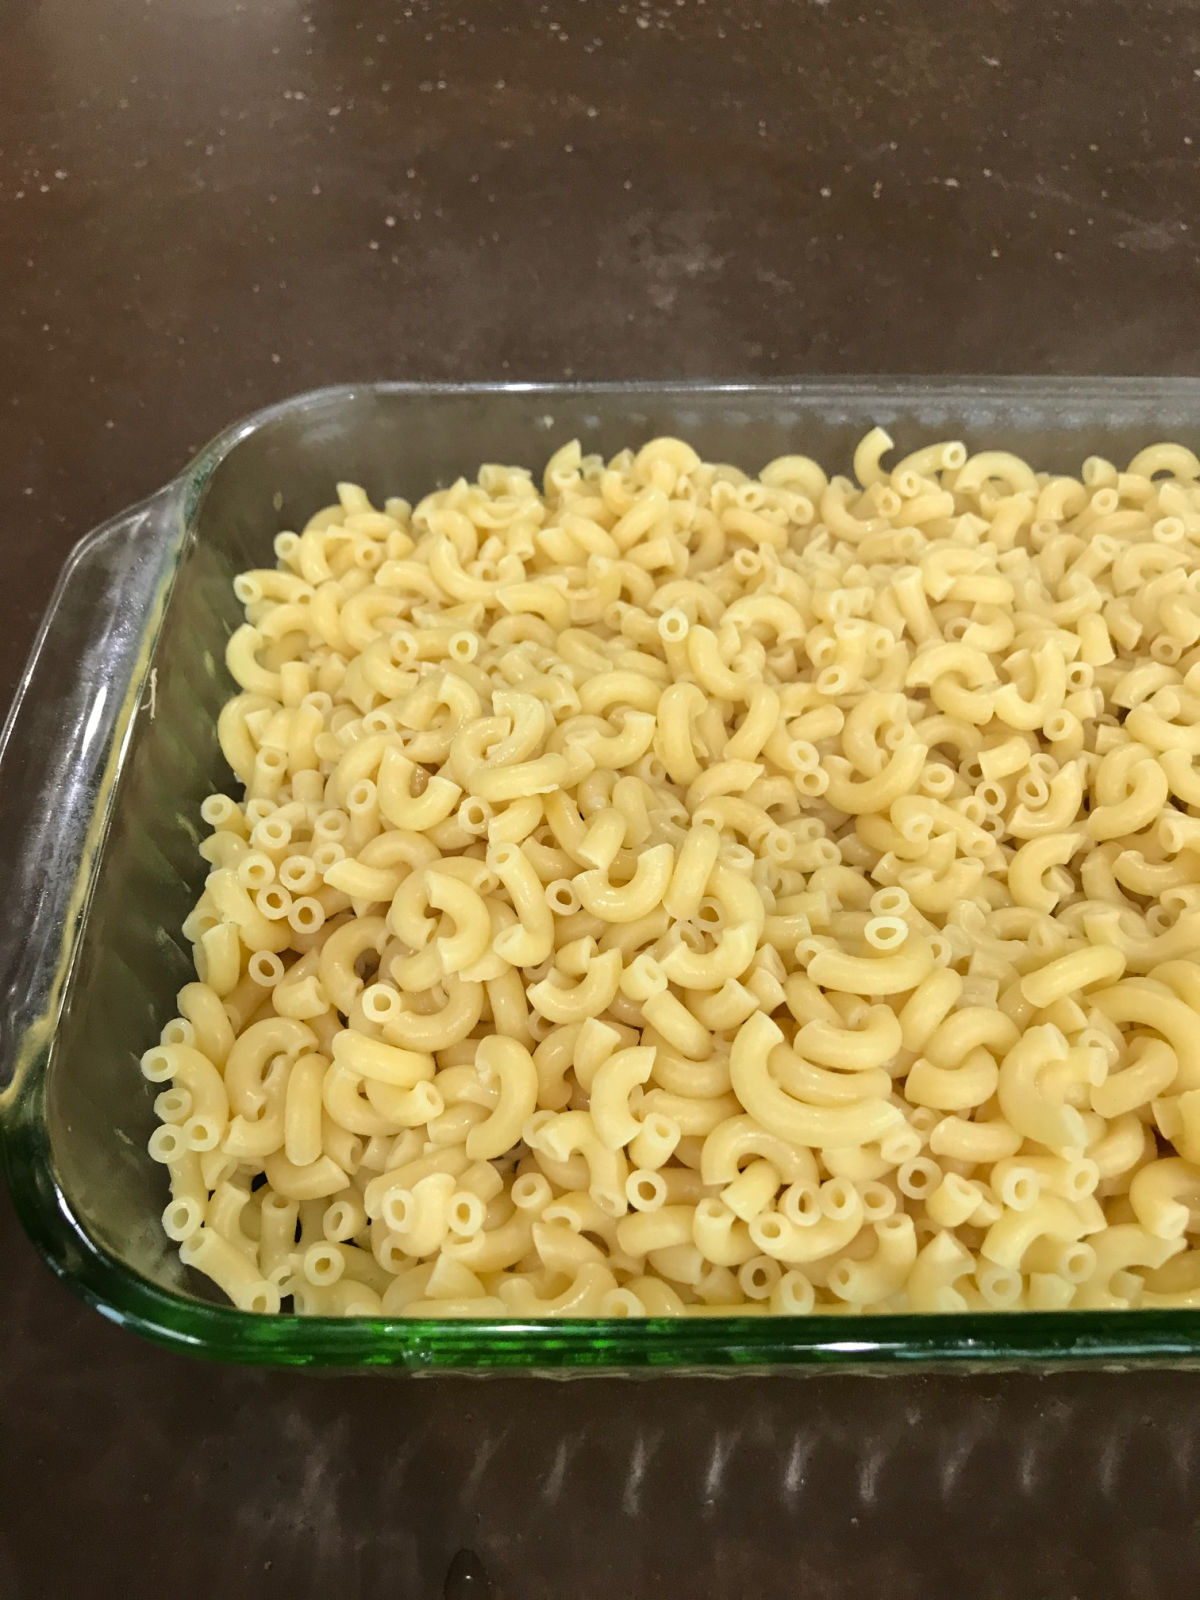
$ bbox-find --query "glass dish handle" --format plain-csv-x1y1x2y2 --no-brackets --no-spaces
0,490,180,1101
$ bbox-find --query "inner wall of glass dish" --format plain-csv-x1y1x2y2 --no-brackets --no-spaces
45,382,1200,1300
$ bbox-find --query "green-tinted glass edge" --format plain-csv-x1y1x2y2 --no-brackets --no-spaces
8,1075,1200,1372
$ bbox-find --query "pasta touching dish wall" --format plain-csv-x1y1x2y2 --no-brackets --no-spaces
140,431,1200,1317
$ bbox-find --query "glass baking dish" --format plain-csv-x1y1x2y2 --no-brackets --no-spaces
6,378,1200,1372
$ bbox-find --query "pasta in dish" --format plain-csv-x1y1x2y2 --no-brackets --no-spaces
143,430,1200,1317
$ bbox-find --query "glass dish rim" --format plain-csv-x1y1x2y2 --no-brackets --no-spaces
7,374,1200,1370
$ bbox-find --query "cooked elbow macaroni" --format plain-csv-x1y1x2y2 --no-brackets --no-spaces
147,431,1200,1317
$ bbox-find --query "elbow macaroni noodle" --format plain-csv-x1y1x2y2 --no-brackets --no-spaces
147,431,1200,1317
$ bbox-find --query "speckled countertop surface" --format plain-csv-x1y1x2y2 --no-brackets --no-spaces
5,2,1200,1596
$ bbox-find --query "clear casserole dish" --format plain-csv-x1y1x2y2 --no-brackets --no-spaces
5,377,1200,1372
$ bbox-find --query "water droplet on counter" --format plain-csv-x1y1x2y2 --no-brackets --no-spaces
443,1547,492,1600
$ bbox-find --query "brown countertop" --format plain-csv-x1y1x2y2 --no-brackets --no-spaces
4,2,1200,1595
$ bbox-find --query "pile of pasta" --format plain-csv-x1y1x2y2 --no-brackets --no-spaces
143,430,1200,1318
